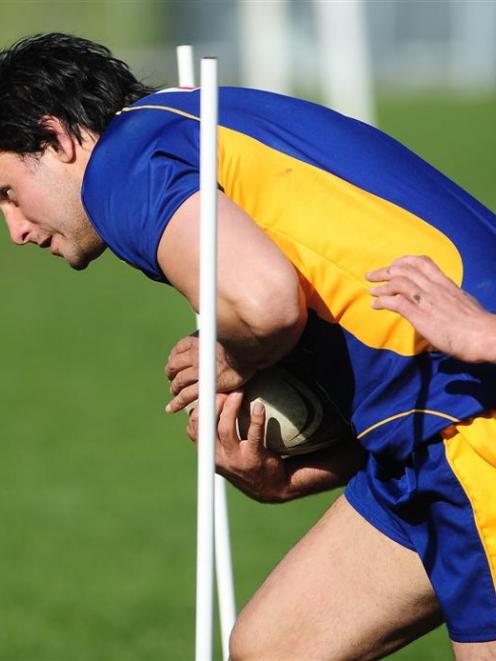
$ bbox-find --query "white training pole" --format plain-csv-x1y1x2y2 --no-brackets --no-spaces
214,474,236,659
196,56,218,661
177,44,195,87
238,0,292,94
176,45,236,661
313,0,375,125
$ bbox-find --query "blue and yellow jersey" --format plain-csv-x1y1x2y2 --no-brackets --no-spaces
82,88,496,460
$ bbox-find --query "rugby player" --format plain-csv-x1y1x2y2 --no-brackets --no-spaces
1,33,496,660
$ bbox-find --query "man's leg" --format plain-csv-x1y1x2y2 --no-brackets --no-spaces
230,495,442,661
453,642,496,660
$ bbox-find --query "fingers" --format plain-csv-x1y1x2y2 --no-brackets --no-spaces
186,407,198,442
173,336,195,354
369,277,426,305
366,254,466,332
187,394,226,444
245,401,266,448
367,255,451,288
188,392,266,448
166,382,199,413
366,256,456,319
170,366,198,396
165,337,199,408
390,255,447,283
165,336,198,380
365,266,392,282
369,262,430,293
166,352,192,381
218,391,244,452
371,293,418,318
186,392,266,456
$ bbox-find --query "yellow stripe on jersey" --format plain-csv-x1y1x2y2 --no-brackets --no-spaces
443,412,496,591
218,126,463,356
357,409,460,440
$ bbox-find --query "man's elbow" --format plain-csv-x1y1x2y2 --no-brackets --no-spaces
263,289,306,337
244,279,307,347
217,266,307,367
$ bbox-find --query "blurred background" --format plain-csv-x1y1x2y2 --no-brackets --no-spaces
0,1,494,659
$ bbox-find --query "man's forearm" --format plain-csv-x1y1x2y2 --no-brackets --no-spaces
282,441,367,502
224,441,367,505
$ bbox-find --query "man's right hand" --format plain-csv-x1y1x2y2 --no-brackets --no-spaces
186,391,366,503
187,392,293,503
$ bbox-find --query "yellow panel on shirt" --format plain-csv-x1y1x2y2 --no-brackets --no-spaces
217,126,463,356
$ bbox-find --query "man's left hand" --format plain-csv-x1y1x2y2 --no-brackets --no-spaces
165,335,255,413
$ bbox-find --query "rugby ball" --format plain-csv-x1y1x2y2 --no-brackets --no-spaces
237,364,354,456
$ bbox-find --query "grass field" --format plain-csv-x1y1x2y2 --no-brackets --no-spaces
0,92,494,660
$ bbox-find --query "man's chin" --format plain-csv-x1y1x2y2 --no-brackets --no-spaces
65,244,107,271
68,260,89,271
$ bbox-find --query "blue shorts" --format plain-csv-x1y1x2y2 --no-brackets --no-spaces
345,411,496,643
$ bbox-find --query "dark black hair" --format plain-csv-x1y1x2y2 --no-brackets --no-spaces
0,32,157,154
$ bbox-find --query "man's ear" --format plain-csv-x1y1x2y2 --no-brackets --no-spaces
40,115,77,163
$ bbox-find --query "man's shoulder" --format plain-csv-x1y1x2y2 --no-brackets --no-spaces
80,90,203,282
84,91,203,189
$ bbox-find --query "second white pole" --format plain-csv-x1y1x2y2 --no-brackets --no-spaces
177,45,236,661
176,44,195,88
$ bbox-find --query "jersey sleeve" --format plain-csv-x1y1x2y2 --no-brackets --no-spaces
81,108,200,282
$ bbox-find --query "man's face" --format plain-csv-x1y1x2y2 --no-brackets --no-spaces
0,145,105,270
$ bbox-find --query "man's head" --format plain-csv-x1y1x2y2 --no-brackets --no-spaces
0,33,155,269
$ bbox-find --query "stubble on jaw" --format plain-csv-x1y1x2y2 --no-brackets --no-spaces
66,222,107,270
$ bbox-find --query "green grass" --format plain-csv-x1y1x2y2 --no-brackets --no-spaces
0,91,494,659
377,91,496,211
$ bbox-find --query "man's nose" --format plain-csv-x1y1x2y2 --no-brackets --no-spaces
3,207,32,245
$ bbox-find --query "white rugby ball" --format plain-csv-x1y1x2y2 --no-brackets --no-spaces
237,365,353,456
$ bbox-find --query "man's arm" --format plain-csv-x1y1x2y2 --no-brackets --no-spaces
158,191,308,412
186,392,366,503
367,255,496,363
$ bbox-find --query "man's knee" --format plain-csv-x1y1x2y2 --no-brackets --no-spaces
453,641,496,661
229,610,265,661
229,608,293,661
228,606,346,661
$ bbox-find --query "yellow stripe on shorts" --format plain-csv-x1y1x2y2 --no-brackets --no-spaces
442,411,496,591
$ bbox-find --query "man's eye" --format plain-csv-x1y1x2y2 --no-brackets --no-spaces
0,187,12,201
